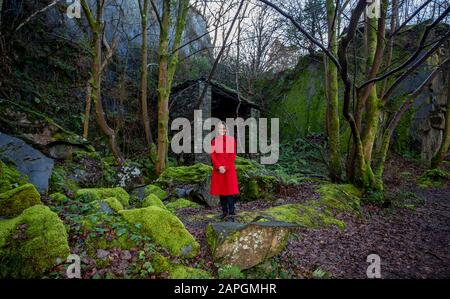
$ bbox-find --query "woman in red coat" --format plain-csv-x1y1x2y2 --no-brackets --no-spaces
210,121,239,221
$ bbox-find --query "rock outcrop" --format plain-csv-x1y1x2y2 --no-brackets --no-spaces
206,221,296,270
0,205,70,278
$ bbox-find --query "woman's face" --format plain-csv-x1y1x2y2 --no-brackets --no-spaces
218,123,227,136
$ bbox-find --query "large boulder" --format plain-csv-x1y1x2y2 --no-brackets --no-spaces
0,205,70,278
206,221,296,270
119,206,200,258
0,132,54,193
76,187,130,207
0,184,42,217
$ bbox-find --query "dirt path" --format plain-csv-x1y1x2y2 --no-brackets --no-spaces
278,186,450,278
179,183,450,278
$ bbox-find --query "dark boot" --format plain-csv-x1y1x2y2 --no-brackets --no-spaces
219,196,229,220
227,196,235,222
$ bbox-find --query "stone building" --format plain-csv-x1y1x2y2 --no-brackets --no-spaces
169,78,260,163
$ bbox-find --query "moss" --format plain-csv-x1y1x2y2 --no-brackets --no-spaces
156,163,212,187
0,160,27,193
119,206,200,258
76,187,130,206
170,265,212,279
166,198,201,212
218,265,245,279
142,194,167,210
0,183,42,217
49,192,69,204
152,252,172,273
100,197,124,212
262,204,345,229
418,168,450,188
0,205,70,278
316,184,362,214
49,165,79,195
143,184,167,200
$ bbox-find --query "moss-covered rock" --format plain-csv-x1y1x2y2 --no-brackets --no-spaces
0,160,27,193
0,184,42,217
0,205,70,278
119,206,200,258
156,163,212,187
49,192,69,204
143,184,167,200
142,194,167,210
89,197,124,214
76,187,129,207
166,198,201,212
260,204,345,229
315,184,362,214
206,221,295,270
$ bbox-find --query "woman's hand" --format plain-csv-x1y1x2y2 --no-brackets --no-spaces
218,166,226,174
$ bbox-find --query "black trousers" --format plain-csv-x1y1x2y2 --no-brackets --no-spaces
219,195,235,215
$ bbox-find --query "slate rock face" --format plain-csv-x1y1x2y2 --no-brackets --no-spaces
206,221,297,270
0,132,54,194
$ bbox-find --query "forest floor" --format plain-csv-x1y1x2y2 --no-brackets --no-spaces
176,155,450,278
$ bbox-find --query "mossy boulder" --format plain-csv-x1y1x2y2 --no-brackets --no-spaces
0,183,42,217
315,184,362,214
166,198,201,212
0,160,27,193
49,192,69,204
238,203,345,230
142,194,167,210
0,205,70,278
89,197,124,214
119,206,200,258
156,163,212,187
76,187,130,207
143,184,167,200
206,221,296,270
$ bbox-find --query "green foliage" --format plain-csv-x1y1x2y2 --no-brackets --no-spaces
0,160,27,193
418,168,450,188
312,268,331,279
218,265,245,279
0,184,42,217
49,192,69,204
170,265,212,279
76,187,130,207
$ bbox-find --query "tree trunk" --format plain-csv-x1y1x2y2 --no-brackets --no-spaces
139,0,153,147
431,64,450,168
325,0,342,182
83,78,92,139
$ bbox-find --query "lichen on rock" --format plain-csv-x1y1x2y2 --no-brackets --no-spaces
0,183,42,217
0,205,70,278
119,206,200,258
206,221,295,270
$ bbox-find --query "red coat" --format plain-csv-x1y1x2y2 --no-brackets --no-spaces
209,135,239,196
